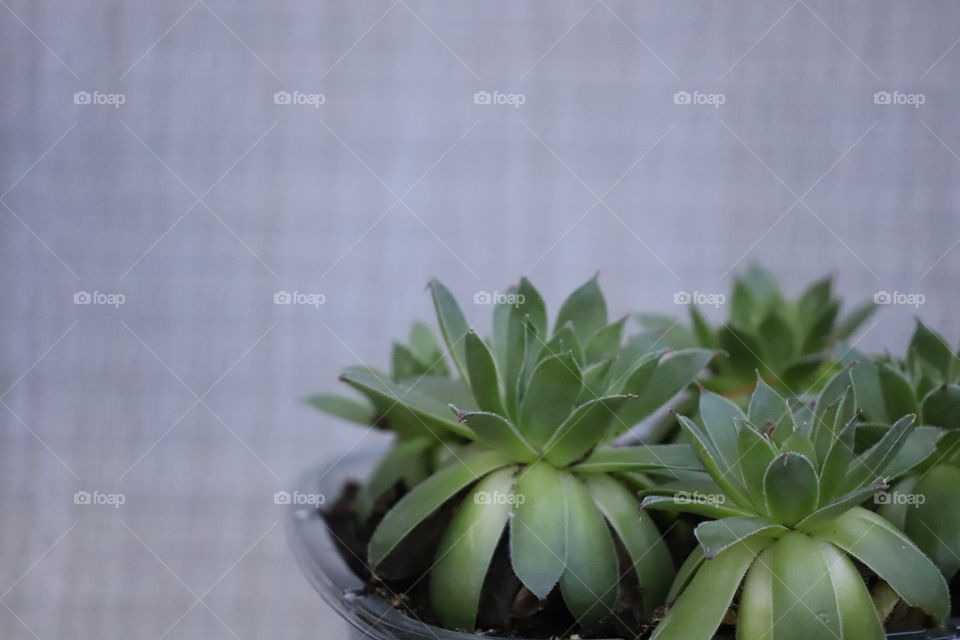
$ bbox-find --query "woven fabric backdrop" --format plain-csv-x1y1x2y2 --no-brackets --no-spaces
3,1,960,638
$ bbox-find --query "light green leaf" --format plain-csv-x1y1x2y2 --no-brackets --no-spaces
392,343,428,379
736,421,777,509
667,545,705,603
811,506,949,622
554,275,607,344
428,279,471,382
845,351,888,423
841,414,917,493
883,425,943,479
795,479,886,532
510,462,568,599
584,316,627,363
430,468,516,629
878,363,919,421
408,321,448,375
538,322,584,366
364,437,434,506
651,537,772,640
763,453,819,526
816,538,885,640
689,304,718,348
613,349,716,434
558,473,618,625
695,516,785,559
305,393,372,425
586,474,675,611
452,407,537,462
464,331,504,414
519,352,582,447
573,443,703,474
642,494,756,520
515,277,548,337
368,450,512,565
698,391,745,473
543,395,634,467
340,367,472,439
747,377,793,436
678,415,753,507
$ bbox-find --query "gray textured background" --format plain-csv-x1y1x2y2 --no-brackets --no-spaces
3,1,960,638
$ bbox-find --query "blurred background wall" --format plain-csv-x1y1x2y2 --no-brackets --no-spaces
2,1,960,638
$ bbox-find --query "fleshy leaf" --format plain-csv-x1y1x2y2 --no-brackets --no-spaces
694,516,786,559
515,277,548,337
650,537,772,640
573,443,703,474
642,494,755,520
430,468,516,629
408,321,448,376
558,473,618,625
428,280,471,381
554,275,607,344
762,453,819,526
510,463,568,599
305,393,372,425
452,407,537,462
368,450,512,565
698,391,746,474
586,474,675,611
903,466,960,578
340,367,472,439
543,395,634,467
811,506,949,622
584,316,627,364
464,331,504,415
921,384,960,431
909,320,955,382
519,352,582,447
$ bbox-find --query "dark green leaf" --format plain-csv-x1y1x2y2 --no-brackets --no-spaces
554,275,607,344
763,453,819,526
519,352,582,447
574,443,703,474
510,462,567,599
452,408,537,462
428,280,471,381
464,331,504,414
515,277,548,337
543,395,634,467
584,316,627,363
695,516,786,559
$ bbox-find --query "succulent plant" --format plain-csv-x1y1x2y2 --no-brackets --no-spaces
639,265,876,402
643,370,948,640
362,276,717,630
846,320,960,579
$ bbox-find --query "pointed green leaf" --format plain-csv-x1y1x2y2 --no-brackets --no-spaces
430,467,515,629
464,331,504,414
695,516,786,559
765,533,844,640
554,275,607,344
543,395,634,467
845,351,888,423
677,415,754,508
584,316,627,363
878,363,919,421
364,437,434,505
736,420,777,508
651,537,772,640
717,326,763,377
884,425,943,479
538,322,584,366
392,343,428,379
763,453,819,526
558,473,618,625
408,321,448,375
305,393,372,425
689,304,718,348
578,358,614,402
816,538,886,640
452,407,537,462
340,367,472,439
904,466,960,578
698,391,746,473
747,377,793,436
642,494,756,520
428,280,471,381
515,277,548,337
586,474,675,611
757,310,796,369
613,349,716,434
520,352,582,447
811,506,949,622
667,545,705,604
369,450,512,565
842,414,917,493
510,463,567,599
795,479,886,532
574,443,703,474
921,384,960,431
909,321,955,381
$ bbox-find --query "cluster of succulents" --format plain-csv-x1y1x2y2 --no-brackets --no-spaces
310,270,957,640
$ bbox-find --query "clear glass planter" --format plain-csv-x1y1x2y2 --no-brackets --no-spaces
286,446,960,640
